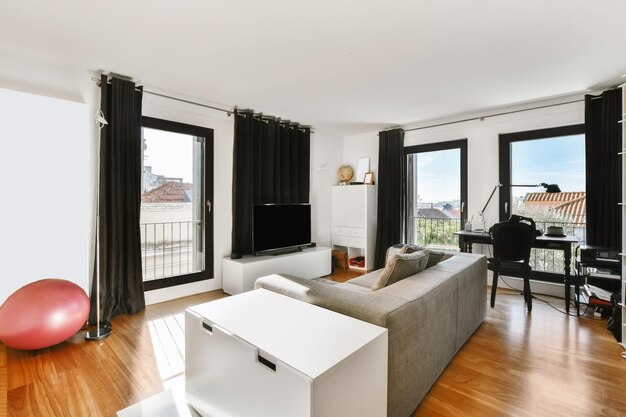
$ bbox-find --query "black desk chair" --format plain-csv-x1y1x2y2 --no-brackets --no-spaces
488,215,537,312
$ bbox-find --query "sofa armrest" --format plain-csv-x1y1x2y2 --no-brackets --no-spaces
255,274,406,327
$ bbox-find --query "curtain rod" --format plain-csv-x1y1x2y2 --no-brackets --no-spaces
235,110,313,132
92,76,314,131
390,85,624,134
92,76,233,116
387,98,586,134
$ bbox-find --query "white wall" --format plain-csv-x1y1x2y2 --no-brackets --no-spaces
310,127,344,247
342,132,380,180
0,87,90,304
342,97,586,297
0,52,98,305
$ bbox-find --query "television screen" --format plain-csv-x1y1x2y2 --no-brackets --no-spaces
253,204,311,253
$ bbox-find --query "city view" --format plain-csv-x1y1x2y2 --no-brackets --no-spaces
410,134,585,273
140,127,205,283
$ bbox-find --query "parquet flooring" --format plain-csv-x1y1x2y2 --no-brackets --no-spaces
1,279,625,416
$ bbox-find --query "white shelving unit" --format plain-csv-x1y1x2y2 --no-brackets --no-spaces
620,84,626,352
331,185,377,271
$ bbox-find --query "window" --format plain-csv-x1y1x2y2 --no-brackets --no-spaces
140,117,214,291
405,139,468,250
499,124,585,278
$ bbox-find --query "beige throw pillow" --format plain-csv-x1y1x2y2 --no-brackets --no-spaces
424,250,453,268
401,245,452,269
385,244,406,266
372,250,429,290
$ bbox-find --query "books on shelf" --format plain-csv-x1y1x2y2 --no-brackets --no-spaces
584,284,613,302
589,296,613,308
579,287,613,308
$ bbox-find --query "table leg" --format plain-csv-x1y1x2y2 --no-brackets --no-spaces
574,269,580,317
564,245,571,314
459,236,471,253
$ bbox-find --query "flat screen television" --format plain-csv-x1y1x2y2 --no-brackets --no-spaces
252,204,312,254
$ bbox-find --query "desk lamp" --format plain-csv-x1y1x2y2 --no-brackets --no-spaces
476,182,561,231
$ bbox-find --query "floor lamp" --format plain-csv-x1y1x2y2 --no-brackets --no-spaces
475,182,561,231
86,110,112,341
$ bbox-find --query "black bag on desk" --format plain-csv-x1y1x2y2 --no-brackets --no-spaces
607,290,621,343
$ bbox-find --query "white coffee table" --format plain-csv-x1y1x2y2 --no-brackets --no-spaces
185,286,388,417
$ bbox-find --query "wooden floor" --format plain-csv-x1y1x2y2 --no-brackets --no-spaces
1,276,625,417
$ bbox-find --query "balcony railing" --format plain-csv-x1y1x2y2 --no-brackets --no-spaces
530,220,585,273
410,216,461,251
410,216,586,274
140,220,203,282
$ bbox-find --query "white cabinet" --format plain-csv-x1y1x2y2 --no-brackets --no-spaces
332,185,377,271
185,288,388,417
222,247,331,295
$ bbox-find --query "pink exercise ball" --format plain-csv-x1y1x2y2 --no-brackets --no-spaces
0,279,90,350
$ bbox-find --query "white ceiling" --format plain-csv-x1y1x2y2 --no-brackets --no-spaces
1,0,625,134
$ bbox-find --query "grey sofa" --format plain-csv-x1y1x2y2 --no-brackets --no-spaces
255,252,487,417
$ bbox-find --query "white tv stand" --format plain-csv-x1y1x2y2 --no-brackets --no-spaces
222,246,331,295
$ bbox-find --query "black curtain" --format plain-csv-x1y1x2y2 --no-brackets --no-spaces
585,88,622,249
374,129,405,269
89,75,145,323
231,111,310,258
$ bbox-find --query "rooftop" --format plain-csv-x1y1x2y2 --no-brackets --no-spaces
524,191,586,224
141,181,192,203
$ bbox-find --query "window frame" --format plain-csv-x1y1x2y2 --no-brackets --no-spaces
404,138,468,244
498,124,585,221
141,116,214,291
498,124,585,283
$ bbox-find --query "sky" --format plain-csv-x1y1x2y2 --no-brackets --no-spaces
510,134,585,197
143,128,194,183
415,148,461,203
412,134,586,203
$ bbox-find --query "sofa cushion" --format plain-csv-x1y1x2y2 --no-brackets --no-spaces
335,282,374,293
348,270,382,290
372,250,429,290
425,250,454,268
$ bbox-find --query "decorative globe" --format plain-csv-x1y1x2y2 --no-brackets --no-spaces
337,165,354,184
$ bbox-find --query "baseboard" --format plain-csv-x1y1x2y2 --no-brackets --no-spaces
144,279,221,305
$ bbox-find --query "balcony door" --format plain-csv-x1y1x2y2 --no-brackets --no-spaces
405,139,467,250
140,117,214,291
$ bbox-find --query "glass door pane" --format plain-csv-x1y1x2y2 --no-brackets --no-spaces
509,133,585,273
140,118,213,290
510,134,585,227
406,144,465,250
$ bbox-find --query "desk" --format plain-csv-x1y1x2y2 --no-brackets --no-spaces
454,230,578,313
